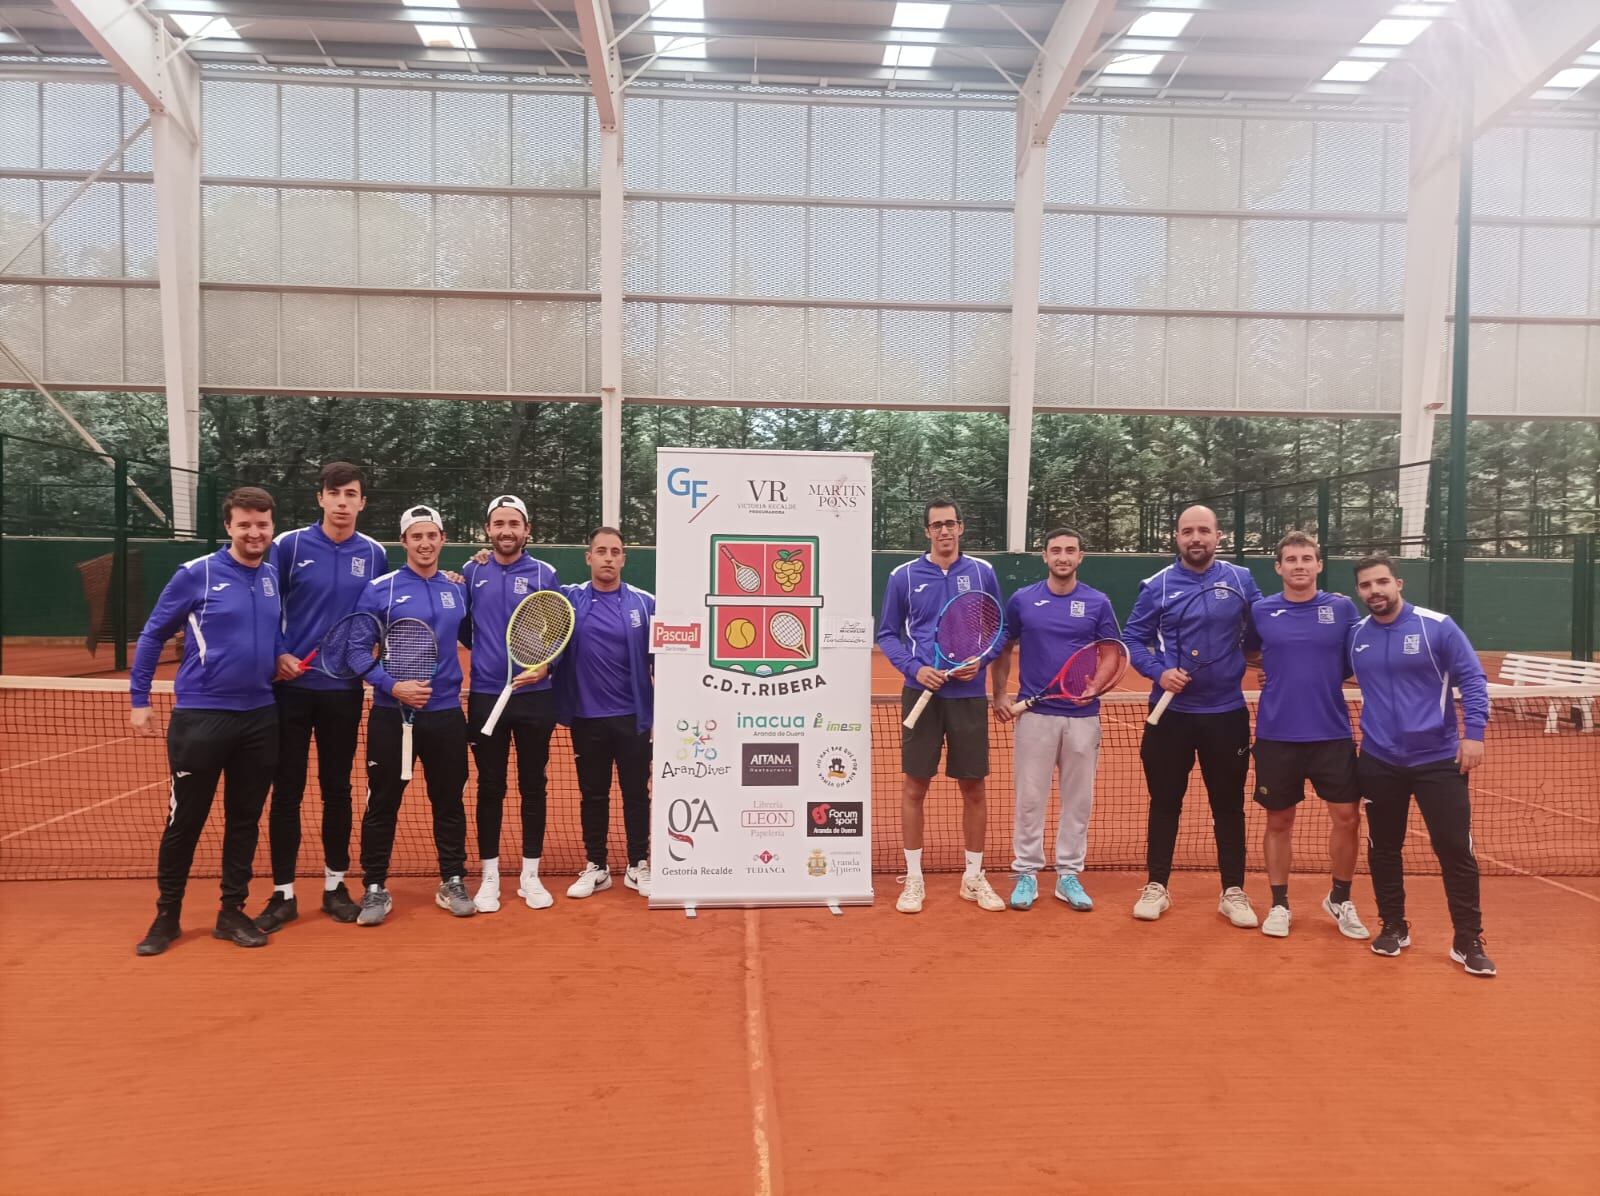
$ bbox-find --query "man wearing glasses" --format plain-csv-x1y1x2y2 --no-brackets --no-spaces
876,499,1006,915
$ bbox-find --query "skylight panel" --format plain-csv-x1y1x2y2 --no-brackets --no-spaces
1102,54,1164,76
1322,60,1386,83
883,46,937,69
1360,18,1431,46
1126,12,1193,39
652,0,707,59
1545,67,1600,90
891,4,951,29
171,14,241,40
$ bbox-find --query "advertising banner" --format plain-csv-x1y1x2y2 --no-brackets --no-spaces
650,448,874,908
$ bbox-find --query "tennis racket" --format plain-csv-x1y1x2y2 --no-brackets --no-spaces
299,611,383,681
1147,584,1250,726
479,590,576,738
1009,637,1129,715
383,616,439,780
903,590,1005,731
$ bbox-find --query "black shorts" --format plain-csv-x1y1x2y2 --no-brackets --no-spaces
1251,738,1359,810
900,690,989,780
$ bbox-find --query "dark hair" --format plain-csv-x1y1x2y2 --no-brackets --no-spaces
318,461,365,495
222,485,275,522
1042,526,1084,551
1275,530,1321,562
1353,551,1396,581
588,525,624,547
924,498,961,525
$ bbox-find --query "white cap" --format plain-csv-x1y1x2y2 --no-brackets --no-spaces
399,504,444,537
486,494,529,521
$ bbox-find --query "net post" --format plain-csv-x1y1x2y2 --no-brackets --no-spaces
1232,490,1246,561
1315,479,1331,550
1574,533,1595,663
112,453,129,672
1444,27,1472,626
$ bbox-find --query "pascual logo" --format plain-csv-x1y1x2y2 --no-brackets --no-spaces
738,479,796,516
665,797,719,863
807,800,864,837
652,618,704,651
809,479,868,513
817,746,859,789
811,713,863,733
741,742,799,786
737,711,807,739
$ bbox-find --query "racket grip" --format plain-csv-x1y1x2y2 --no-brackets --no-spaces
480,684,514,738
1146,687,1177,726
903,686,935,730
400,720,415,781
298,648,318,669
1007,697,1032,716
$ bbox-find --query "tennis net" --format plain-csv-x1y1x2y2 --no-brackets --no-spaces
2,677,1595,881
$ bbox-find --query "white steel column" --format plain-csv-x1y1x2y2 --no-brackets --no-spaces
1397,95,1456,551
576,0,626,531
53,0,201,532
1004,0,1116,553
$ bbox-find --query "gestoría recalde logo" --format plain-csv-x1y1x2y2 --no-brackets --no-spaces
741,742,799,786
666,797,720,863
807,800,864,837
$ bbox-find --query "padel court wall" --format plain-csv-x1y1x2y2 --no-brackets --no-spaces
2,537,1592,654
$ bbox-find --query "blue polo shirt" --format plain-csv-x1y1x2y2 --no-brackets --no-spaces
1003,580,1121,717
1248,590,1359,741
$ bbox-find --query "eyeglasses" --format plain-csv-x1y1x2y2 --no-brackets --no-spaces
926,519,960,531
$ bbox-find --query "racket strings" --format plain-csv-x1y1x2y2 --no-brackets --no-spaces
507,596,573,665
319,614,381,679
384,621,438,682
937,594,1002,661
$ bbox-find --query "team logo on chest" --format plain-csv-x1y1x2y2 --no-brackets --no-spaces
351,556,366,578
630,608,643,629
262,577,276,598
441,591,457,609
955,574,972,594
1070,599,1085,618
1317,605,1334,624
1403,633,1421,655
513,576,529,595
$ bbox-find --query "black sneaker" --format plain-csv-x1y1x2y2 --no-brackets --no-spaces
253,893,299,933
213,907,270,948
1450,935,1497,977
136,911,181,957
1371,920,1411,957
322,882,360,923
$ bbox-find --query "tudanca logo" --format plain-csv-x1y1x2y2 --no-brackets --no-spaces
741,742,799,786
652,620,703,651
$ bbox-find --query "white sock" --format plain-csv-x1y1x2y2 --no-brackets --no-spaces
964,851,983,880
521,856,540,880
275,882,294,899
904,848,923,880
481,858,500,885
323,868,343,893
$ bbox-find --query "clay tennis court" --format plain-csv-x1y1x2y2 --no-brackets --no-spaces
3,654,1597,1192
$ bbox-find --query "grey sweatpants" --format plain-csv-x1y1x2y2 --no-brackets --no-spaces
1011,711,1101,875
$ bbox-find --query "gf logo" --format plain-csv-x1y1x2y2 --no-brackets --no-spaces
667,467,710,509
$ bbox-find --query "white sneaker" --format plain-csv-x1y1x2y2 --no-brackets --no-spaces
896,875,925,914
1322,895,1371,940
1132,882,1170,921
1261,904,1292,938
566,863,611,899
472,877,501,914
959,871,1005,912
624,860,652,897
1218,886,1259,928
517,875,554,910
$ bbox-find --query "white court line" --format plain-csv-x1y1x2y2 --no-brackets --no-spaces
0,778,165,842
0,736,136,775
1479,853,1600,904
1474,784,1600,827
743,907,782,1196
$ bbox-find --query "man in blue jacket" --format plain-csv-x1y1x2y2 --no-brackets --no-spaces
462,495,561,913
876,499,1006,915
130,487,282,956
352,505,475,926
254,461,388,933
1123,505,1263,929
556,527,655,900
1349,553,1495,977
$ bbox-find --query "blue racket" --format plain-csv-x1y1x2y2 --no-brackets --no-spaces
383,616,439,780
903,590,1005,730
1147,584,1250,726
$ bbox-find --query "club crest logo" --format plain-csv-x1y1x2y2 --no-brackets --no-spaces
1317,605,1335,624
351,556,366,577
440,591,456,609
1403,633,1421,655
1070,599,1085,618
806,849,828,878
262,577,276,598
513,577,529,595
705,535,821,677
956,574,972,593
